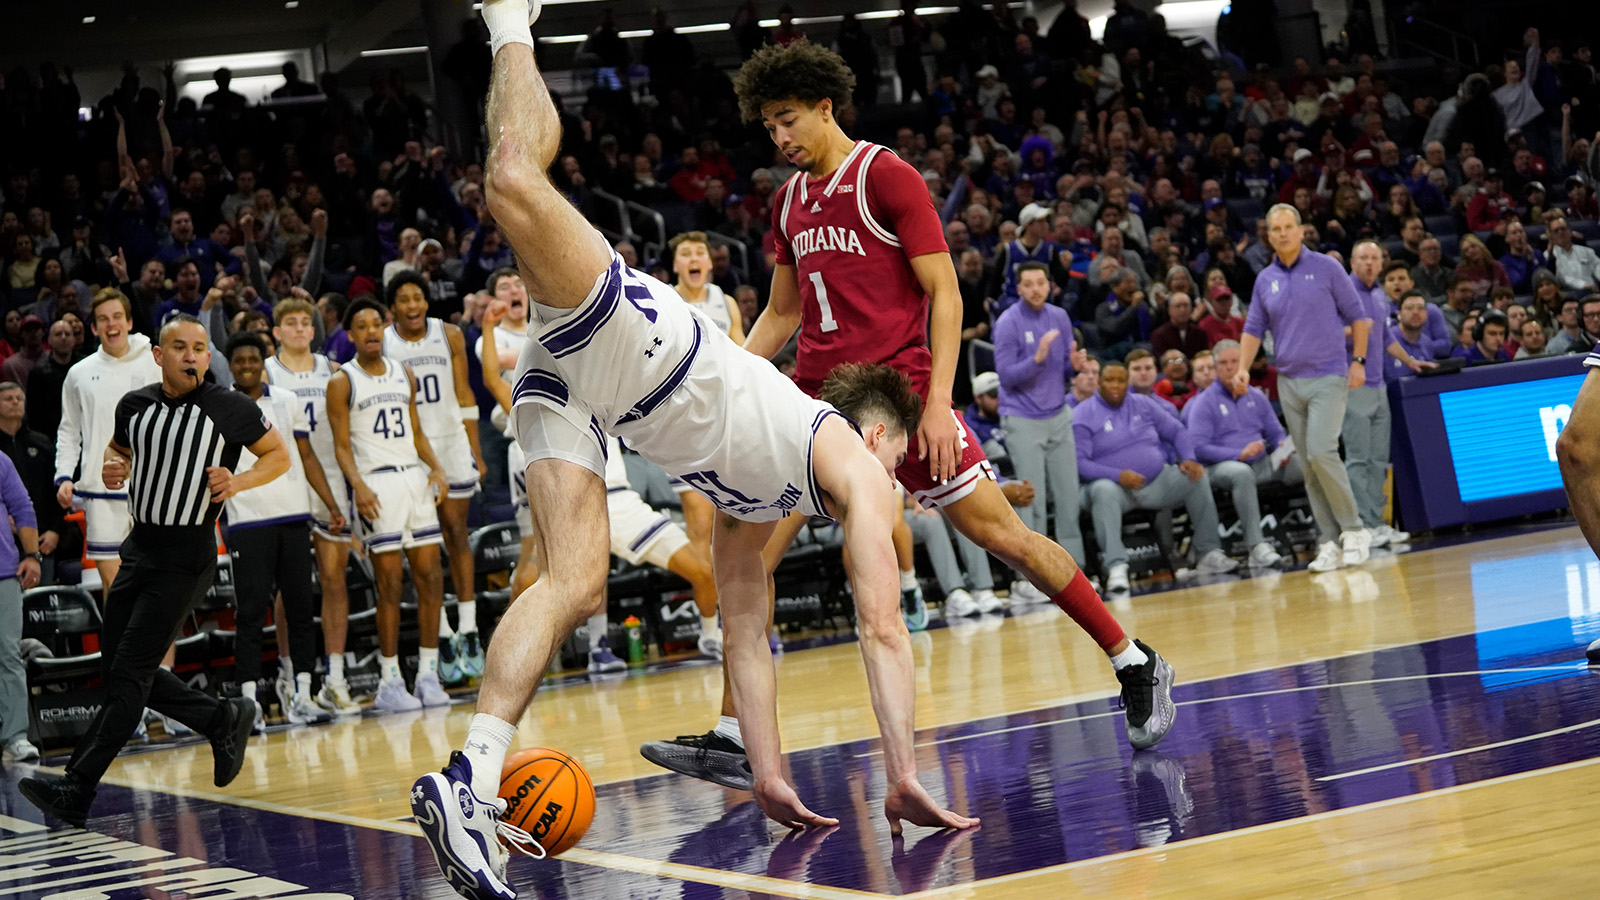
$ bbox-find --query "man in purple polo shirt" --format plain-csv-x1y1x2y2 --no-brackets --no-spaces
1075,362,1238,594
1385,291,1447,383
994,262,1087,562
1380,263,1450,353
1187,340,1301,569
1234,204,1373,573
1345,240,1409,550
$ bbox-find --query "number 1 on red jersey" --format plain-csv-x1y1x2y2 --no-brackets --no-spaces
808,271,839,333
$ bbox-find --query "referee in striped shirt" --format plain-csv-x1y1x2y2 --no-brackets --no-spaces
21,314,291,828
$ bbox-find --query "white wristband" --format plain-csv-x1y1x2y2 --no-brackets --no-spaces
460,405,481,422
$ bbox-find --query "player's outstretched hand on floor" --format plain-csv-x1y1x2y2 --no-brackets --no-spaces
884,777,979,836
754,777,839,830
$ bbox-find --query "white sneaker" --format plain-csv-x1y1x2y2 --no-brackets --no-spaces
1379,524,1410,545
1106,564,1131,594
288,693,335,725
1341,528,1372,566
250,699,265,736
317,677,362,716
973,588,1004,613
1194,549,1239,575
375,676,422,712
943,588,981,617
4,736,40,763
1308,541,1344,572
1367,526,1390,549
412,752,517,900
1009,579,1050,604
414,672,452,708
697,629,723,660
1248,541,1283,568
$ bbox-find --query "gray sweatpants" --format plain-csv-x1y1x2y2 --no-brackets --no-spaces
1341,385,1391,529
1086,465,1224,569
1001,406,1086,563
904,510,995,595
1206,454,1306,547
1279,374,1363,544
0,578,25,746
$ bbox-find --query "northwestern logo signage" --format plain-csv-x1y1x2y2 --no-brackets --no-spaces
1438,374,1585,503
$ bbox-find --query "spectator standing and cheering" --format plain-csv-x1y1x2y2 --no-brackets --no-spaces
1234,205,1373,573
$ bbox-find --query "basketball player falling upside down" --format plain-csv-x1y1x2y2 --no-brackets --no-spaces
642,40,1178,786
412,3,973,898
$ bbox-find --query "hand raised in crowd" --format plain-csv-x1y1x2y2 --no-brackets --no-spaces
239,212,256,240
311,208,328,238
110,247,129,284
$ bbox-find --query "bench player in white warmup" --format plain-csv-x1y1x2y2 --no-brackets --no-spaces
411,4,976,897
384,271,488,679
326,299,452,711
478,298,718,674
265,298,362,714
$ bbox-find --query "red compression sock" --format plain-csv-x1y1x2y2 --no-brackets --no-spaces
1050,568,1125,651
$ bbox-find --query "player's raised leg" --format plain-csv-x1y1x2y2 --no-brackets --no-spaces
480,0,610,310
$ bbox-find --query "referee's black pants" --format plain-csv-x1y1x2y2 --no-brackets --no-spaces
228,521,316,686
66,525,227,788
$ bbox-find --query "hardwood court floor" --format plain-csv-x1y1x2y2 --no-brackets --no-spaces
3,524,1599,898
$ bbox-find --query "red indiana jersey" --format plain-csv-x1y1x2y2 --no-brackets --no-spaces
772,141,949,397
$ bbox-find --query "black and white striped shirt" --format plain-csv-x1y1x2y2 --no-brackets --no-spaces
113,382,273,527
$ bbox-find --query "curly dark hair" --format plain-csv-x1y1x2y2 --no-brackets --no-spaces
818,363,922,438
732,40,857,124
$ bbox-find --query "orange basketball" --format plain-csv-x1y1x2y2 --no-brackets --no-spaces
497,747,595,857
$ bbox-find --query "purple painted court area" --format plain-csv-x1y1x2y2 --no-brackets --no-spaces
2,618,1598,898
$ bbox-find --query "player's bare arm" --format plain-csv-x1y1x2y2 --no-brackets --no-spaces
405,366,450,503
908,251,964,482
444,322,486,478
745,264,803,359
326,371,377,519
297,435,345,533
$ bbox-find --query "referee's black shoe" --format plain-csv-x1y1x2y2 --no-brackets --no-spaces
19,774,94,828
211,697,256,787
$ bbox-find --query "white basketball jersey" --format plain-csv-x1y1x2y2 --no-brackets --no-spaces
344,358,421,474
226,386,312,525
265,354,337,467
684,284,734,336
384,319,458,441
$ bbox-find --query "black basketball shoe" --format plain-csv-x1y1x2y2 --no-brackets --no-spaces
20,773,95,828
1116,639,1177,750
639,730,753,790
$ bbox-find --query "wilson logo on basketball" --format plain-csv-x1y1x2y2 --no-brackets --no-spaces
501,773,544,817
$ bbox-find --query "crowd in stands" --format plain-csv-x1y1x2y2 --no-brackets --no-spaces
3,2,1600,601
